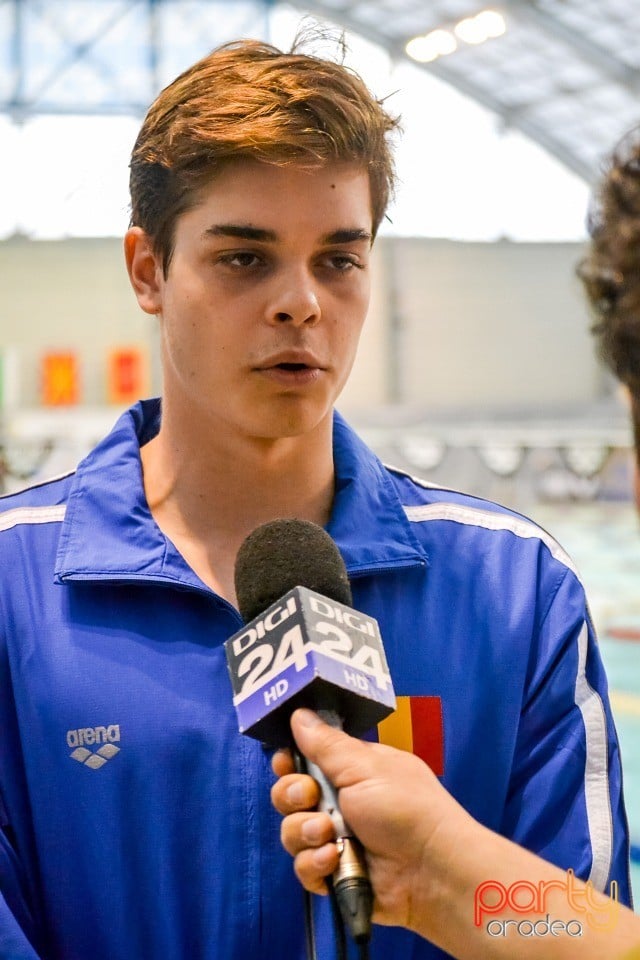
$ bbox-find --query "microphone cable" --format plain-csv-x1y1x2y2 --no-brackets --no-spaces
327,876,347,960
294,749,371,960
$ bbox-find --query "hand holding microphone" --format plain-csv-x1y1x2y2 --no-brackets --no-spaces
271,708,467,936
273,712,640,960
272,713,440,934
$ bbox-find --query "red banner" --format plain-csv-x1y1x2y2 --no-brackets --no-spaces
108,348,147,404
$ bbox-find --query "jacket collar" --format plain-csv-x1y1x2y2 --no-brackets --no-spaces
55,399,427,587
328,411,428,574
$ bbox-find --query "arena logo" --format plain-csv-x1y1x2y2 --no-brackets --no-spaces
474,870,620,937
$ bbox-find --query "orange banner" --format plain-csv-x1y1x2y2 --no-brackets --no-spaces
42,352,79,406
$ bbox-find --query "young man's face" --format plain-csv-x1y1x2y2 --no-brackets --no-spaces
136,159,373,442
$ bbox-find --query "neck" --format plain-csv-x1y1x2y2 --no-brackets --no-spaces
140,400,336,601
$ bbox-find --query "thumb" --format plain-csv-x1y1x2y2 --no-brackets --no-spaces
290,709,373,789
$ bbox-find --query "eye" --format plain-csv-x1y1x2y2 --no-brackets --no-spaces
218,251,263,269
322,254,364,272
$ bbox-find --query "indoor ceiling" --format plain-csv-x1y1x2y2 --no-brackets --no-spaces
298,0,640,183
2,0,640,184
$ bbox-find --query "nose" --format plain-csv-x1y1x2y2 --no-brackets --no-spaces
265,266,321,326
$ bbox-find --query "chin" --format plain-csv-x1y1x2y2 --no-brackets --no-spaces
248,406,330,441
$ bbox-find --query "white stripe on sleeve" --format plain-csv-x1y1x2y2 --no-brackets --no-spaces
403,502,579,578
0,505,66,532
575,620,613,892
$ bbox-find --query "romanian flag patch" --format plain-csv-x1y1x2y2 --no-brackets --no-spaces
376,696,444,776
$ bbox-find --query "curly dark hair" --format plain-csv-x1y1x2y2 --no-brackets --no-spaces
578,127,640,396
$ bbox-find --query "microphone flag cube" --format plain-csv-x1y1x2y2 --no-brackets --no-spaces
225,586,396,745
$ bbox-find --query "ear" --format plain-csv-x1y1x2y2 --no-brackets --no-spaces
124,227,163,315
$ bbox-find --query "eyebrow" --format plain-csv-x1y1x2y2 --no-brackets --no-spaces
322,228,372,245
205,224,277,242
204,224,372,245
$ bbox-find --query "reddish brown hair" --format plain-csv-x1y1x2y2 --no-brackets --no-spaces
129,37,399,274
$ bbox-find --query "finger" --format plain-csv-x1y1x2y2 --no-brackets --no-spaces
280,811,335,856
294,843,339,895
271,748,294,778
290,709,376,788
271,773,321,815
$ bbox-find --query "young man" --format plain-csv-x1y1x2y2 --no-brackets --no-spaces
0,38,631,960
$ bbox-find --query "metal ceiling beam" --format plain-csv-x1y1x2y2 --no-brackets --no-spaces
1,0,276,116
22,0,133,110
503,0,640,92
3,0,145,118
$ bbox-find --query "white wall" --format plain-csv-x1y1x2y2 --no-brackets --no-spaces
374,237,600,415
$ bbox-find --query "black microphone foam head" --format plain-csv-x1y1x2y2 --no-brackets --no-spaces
234,519,352,623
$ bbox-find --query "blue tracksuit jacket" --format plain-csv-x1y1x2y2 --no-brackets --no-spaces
0,399,631,959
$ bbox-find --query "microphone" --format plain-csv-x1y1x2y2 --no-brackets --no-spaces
224,519,396,945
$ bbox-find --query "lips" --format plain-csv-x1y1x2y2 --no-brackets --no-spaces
254,351,326,386
255,351,326,372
